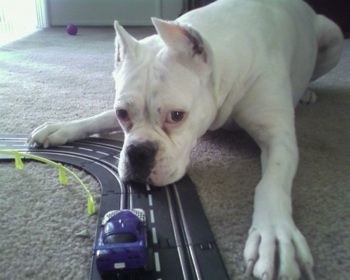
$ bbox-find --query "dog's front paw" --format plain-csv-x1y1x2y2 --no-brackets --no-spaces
244,222,314,280
28,122,71,148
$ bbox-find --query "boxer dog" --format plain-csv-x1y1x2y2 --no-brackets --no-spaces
28,0,343,278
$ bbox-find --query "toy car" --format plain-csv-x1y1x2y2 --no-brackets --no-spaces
94,208,147,274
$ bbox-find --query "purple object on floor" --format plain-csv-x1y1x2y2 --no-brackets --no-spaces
94,209,148,274
66,24,78,35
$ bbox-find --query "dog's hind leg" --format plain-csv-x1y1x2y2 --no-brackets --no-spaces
311,15,343,82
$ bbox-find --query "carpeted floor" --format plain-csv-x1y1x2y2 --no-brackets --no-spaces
0,27,349,280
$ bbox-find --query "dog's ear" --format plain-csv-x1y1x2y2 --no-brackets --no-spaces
114,21,138,66
152,18,208,63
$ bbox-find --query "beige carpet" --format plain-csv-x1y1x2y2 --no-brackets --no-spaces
0,27,349,280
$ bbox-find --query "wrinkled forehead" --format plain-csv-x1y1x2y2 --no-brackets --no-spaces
114,52,200,110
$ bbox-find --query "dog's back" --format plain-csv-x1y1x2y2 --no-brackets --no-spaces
178,0,343,107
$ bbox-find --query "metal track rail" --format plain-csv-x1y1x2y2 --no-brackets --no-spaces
0,135,229,280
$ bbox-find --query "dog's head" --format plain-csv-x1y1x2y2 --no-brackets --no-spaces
113,19,216,186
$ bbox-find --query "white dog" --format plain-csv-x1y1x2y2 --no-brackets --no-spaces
29,0,343,278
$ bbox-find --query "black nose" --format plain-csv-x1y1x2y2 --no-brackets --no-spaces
125,141,158,182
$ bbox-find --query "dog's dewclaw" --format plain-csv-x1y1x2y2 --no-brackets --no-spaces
304,263,315,280
245,259,255,276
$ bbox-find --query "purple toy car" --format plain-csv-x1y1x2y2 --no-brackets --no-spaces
94,209,147,274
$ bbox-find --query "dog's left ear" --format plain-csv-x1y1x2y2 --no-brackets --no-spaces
152,18,208,64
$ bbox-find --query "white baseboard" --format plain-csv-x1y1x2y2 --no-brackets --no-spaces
48,0,183,26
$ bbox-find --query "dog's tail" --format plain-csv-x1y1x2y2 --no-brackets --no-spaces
311,15,344,81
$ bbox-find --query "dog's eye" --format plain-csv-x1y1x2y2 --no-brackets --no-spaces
116,109,130,121
166,111,185,124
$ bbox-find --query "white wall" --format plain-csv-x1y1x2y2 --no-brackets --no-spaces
47,0,184,26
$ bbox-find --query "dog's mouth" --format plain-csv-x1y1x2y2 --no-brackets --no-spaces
120,161,184,187
118,140,188,186
121,169,155,185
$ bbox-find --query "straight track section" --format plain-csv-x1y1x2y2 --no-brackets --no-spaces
0,135,229,280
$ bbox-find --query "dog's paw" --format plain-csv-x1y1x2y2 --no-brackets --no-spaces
27,122,71,148
300,89,317,105
244,222,314,280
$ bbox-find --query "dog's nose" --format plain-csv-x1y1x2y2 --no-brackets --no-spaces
127,142,157,164
125,141,158,182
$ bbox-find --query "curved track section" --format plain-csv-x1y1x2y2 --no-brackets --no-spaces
0,135,229,280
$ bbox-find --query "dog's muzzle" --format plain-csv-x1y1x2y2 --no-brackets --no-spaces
122,141,158,183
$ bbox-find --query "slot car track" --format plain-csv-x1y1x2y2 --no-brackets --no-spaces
0,135,229,280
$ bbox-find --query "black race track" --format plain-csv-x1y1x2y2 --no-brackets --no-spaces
0,135,229,280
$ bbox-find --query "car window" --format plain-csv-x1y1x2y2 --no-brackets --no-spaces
104,222,114,234
105,233,138,244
